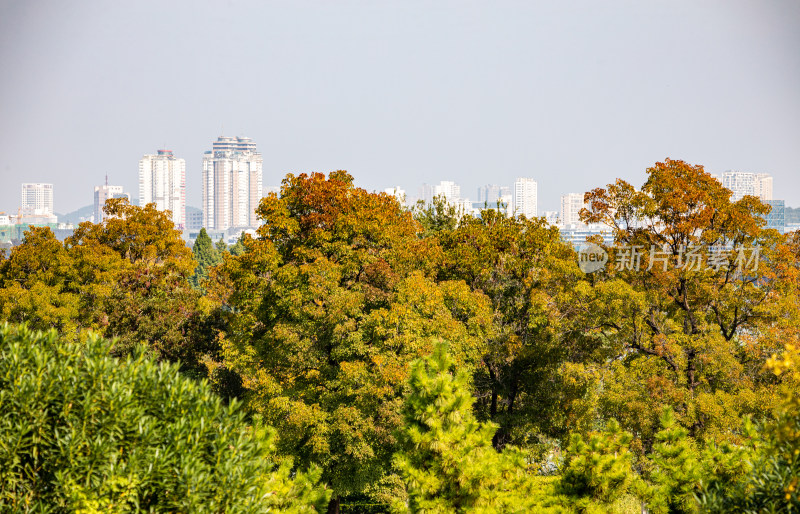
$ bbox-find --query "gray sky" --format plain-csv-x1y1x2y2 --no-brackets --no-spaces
1,0,798,215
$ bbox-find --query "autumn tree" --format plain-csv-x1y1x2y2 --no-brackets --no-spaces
580,159,799,447
229,233,247,256
0,227,81,335
69,197,194,272
433,207,596,448
0,198,212,372
699,341,800,511
65,198,204,364
210,171,495,512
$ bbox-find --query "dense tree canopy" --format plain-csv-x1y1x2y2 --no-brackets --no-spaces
579,159,799,447
0,198,210,371
210,171,495,511
1,162,799,512
0,323,329,512
433,207,596,448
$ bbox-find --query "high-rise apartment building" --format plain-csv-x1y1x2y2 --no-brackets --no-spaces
202,136,263,231
21,183,54,216
560,192,587,226
513,177,537,218
139,149,186,229
477,184,512,206
477,184,498,203
754,173,773,201
94,178,130,223
418,184,434,204
418,180,462,205
435,181,460,201
764,200,785,234
721,171,773,201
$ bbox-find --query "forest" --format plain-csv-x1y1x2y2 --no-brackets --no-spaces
0,159,798,513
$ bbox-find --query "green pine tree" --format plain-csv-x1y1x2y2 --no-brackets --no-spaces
640,408,702,513
190,228,221,289
216,236,228,253
392,342,557,513
556,419,637,512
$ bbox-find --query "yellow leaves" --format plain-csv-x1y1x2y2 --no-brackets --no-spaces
767,342,800,380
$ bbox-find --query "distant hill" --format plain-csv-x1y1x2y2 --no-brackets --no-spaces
787,206,800,225
56,205,94,225
55,204,202,227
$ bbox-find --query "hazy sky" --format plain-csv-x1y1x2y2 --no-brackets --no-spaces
1,0,798,215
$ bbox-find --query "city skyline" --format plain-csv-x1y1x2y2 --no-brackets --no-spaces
1,1,798,215
1,168,791,244
2,166,790,222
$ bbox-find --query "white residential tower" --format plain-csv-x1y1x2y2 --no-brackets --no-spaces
202,136,263,231
21,183,54,216
138,149,186,229
513,177,538,218
560,192,588,226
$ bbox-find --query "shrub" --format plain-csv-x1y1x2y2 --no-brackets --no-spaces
0,323,329,512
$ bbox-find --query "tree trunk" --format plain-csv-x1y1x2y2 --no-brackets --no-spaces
487,362,498,419
327,496,340,514
686,348,702,437
492,376,519,450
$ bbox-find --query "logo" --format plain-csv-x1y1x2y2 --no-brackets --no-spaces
578,243,608,273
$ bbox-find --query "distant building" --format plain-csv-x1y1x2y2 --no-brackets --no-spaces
435,181,461,202
755,173,773,200
0,221,74,245
139,149,186,229
560,193,587,227
476,184,512,213
477,184,511,204
560,224,614,247
186,207,203,231
513,177,537,218
764,200,785,233
418,184,433,204
721,171,773,201
20,183,57,224
542,210,559,226
21,183,54,216
202,136,263,231
418,181,462,205
477,184,496,203
384,186,406,205
94,179,130,223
